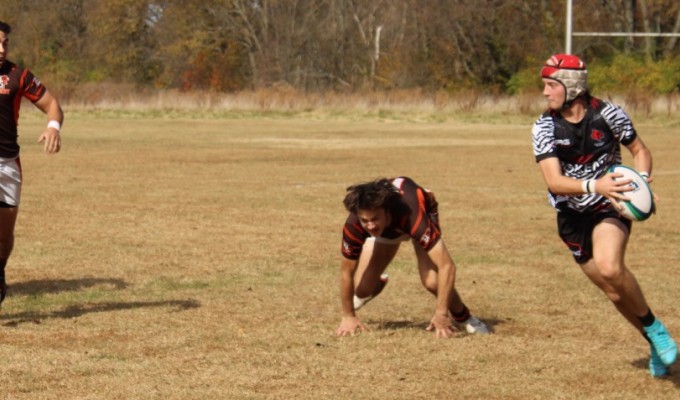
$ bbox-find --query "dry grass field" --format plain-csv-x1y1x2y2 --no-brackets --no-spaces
0,108,679,399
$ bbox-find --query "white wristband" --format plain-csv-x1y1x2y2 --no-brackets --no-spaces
639,172,650,181
47,120,61,131
581,179,595,194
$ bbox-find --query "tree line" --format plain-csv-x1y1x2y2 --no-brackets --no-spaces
1,0,679,95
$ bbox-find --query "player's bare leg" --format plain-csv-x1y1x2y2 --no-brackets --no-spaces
582,218,677,376
0,206,18,308
585,219,649,317
579,260,645,332
414,241,490,334
352,238,398,309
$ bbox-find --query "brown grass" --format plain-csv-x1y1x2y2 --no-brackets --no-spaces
0,108,679,399
57,86,680,119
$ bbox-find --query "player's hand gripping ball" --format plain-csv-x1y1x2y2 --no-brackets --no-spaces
608,165,655,221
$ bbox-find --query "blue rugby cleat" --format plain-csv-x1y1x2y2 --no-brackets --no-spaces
644,319,678,367
649,345,669,378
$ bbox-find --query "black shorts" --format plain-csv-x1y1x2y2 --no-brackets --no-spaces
557,208,632,264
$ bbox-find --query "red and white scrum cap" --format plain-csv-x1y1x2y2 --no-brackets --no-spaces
541,54,588,104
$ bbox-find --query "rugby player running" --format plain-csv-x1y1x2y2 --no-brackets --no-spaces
532,53,677,377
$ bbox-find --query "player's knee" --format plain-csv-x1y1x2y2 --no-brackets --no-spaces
594,258,624,282
421,277,438,294
354,281,376,298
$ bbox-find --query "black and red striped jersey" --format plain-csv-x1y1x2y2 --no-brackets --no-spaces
532,96,637,213
341,177,442,260
0,61,47,158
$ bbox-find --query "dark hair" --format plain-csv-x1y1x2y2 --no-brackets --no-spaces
0,21,11,35
343,178,401,213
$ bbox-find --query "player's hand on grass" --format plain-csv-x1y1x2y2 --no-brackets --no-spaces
426,313,455,338
335,316,366,337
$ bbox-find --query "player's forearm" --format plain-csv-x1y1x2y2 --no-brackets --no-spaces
36,91,64,124
46,99,63,124
340,258,357,317
632,148,653,177
539,158,595,196
549,176,597,196
435,263,455,315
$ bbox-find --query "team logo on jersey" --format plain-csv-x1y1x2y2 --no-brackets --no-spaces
419,228,432,248
566,241,583,258
574,154,594,164
0,75,9,94
591,129,606,147
27,77,41,91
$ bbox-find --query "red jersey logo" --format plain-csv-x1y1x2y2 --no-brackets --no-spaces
591,129,607,148
0,75,9,94
591,129,605,141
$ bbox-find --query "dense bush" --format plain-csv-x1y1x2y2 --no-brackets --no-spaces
507,55,680,97
589,55,679,95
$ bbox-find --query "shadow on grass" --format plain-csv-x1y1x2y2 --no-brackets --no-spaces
631,357,680,386
374,317,503,333
1,299,201,327
9,277,129,295
376,319,427,330
0,277,202,327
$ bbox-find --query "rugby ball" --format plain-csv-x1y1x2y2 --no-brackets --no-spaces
608,165,654,221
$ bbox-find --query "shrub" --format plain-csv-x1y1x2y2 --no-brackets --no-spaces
506,67,542,95
508,54,680,98
589,54,680,95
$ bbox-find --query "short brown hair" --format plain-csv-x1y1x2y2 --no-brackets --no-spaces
343,178,401,213
0,21,11,35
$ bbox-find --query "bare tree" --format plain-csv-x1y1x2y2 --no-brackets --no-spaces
1,0,677,92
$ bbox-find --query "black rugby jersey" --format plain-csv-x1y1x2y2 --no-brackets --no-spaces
0,61,47,158
532,96,637,213
341,177,441,260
